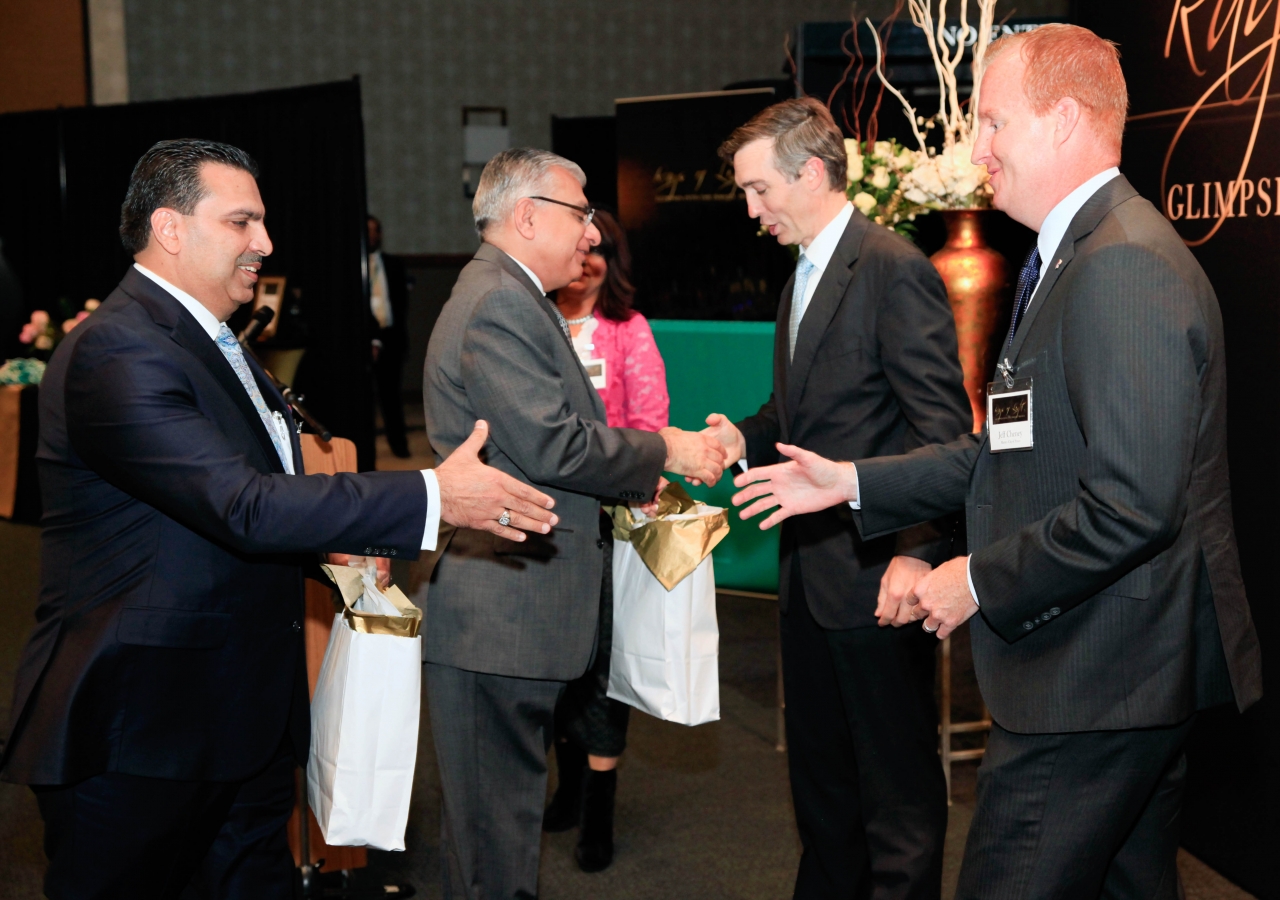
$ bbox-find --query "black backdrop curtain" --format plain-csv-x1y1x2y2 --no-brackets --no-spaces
1073,3,1277,895
0,79,376,469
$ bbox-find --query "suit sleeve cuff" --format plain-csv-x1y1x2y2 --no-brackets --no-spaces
966,554,980,607
848,463,861,510
421,469,441,551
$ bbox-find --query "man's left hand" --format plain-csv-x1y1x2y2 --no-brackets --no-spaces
912,556,979,640
875,555,932,627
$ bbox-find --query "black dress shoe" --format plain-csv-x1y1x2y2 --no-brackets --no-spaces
574,768,616,873
543,740,586,832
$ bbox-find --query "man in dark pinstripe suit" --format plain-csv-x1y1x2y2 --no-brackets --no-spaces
732,25,1262,899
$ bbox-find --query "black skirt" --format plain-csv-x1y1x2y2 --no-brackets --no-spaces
555,513,632,757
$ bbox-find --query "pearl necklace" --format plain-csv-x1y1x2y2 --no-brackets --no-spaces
564,314,593,326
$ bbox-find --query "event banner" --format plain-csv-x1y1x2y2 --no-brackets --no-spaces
1076,3,1278,893
616,88,795,321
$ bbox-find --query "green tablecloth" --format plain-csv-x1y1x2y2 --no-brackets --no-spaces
649,320,779,593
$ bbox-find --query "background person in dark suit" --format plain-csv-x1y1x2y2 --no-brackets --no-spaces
732,27,1263,899
0,139,557,900
423,148,726,900
367,214,412,457
703,98,971,900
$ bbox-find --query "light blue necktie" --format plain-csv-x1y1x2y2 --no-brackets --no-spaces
215,324,293,473
788,255,817,362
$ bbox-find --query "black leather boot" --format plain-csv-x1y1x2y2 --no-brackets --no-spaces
543,740,586,832
574,768,617,872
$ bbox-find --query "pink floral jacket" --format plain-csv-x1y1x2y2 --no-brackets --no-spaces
584,310,669,431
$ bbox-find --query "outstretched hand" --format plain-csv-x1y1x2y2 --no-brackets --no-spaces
731,442,858,530
435,420,559,541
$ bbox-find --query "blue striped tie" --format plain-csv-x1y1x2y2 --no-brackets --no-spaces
1004,247,1042,348
215,324,293,473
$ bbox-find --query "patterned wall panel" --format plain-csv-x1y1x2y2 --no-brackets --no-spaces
125,0,1068,253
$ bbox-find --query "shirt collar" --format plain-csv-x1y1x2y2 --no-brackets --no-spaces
133,263,223,340
506,254,546,296
1036,167,1121,271
800,201,855,273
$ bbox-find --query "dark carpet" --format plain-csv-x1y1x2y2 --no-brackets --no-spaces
0,519,1254,899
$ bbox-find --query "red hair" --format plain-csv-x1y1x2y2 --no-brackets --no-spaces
985,24,1128,153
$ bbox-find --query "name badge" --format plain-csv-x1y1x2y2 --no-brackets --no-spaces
582,357,607,391
987,376,1033,452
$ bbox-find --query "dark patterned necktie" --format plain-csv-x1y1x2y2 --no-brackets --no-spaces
1004,247,1042,348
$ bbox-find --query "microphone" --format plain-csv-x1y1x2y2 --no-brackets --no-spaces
238,306,275,347
234,306,334,441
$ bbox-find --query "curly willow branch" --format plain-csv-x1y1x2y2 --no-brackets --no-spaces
866,17,927,152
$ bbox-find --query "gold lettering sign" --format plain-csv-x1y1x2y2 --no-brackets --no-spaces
1138,1,1280,246
652,161,744,203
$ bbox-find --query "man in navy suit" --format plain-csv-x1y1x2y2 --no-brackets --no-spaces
0,139,558,899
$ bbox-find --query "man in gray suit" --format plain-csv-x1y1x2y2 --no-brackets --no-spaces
423,148,726,899
733,25,1262,898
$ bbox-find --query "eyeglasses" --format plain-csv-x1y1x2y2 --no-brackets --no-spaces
528,195,595,227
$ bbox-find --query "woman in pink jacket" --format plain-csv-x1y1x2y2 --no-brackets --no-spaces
544,210,669,872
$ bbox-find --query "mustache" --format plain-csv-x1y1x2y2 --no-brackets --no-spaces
235,254,264,267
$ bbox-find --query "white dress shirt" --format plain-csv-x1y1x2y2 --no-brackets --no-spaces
369,250,393,328
133,263,440,551
508,254,546,296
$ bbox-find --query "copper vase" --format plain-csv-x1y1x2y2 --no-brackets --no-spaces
930,210,1010,431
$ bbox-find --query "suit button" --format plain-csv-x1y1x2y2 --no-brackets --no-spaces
1050,607,1060,616
596,539,606,549
1023,621,1034,630
390,549,397,557
292,620,302,632
365,547,372,554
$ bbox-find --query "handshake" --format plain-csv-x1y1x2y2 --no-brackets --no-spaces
652,411,752,497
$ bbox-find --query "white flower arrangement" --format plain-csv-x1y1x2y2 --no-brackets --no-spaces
845,137,931,236
900,141,993,208
844,0,999,233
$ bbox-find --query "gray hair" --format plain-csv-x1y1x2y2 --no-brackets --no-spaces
473,148,587,237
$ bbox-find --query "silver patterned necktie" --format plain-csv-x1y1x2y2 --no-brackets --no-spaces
788,255,817,362
549,302,571,340
215,324,294,473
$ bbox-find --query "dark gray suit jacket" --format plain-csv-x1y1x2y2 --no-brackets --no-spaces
855,176,1263,733
738,209,972,629
423,243,667,682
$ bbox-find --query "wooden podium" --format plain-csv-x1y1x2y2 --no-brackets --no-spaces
286,434,368,873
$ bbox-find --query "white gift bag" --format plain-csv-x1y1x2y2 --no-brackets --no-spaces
307,566,422,851
607,534,721,726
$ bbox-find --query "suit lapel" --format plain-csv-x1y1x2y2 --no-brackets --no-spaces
475,243,576,354
773,273,795,438
121,270,285,473
785,214,865,417
173,316,287,473
474,242,600,408
1007,175,1139,365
